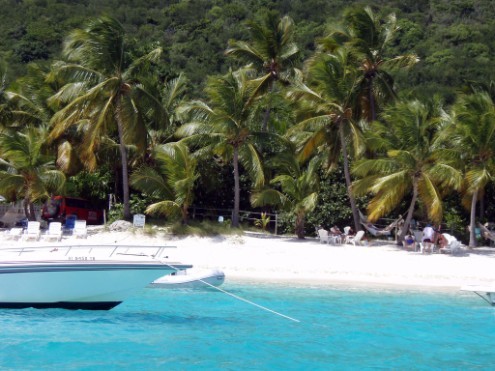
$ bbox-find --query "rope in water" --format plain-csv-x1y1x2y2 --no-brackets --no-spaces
108,236,300,323
473,291,493,306
197,278,300,323
163,263,300,323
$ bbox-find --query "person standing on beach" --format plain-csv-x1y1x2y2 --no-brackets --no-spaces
422,224,435,252
422,224,435,242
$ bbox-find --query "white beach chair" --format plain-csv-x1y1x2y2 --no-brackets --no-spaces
5,227,24,241
41,222,62,242
412,230,424,252
346,230,365,246
73,220,87,239
22,221,41,241
317,229,329,244
343,226,352,236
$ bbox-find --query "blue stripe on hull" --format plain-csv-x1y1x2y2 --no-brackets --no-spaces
0,301,121,310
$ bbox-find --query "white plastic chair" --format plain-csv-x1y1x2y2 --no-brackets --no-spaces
73,220,87,239
41,222,63,242
317,229,329,244
346,230,365,246
5,227,23,240
22,221,41,241
412,230,423,252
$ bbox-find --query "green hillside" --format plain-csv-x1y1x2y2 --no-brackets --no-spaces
1,0,494,99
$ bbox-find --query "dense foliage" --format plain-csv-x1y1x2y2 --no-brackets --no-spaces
1,0,495,244
1,0,495,98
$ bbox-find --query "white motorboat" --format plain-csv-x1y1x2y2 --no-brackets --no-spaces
0,244,191,310
461,285,495,305
149,268,225,289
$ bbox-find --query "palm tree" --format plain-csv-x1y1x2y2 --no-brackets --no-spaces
48,16,164,220
0,63,53,131
177,68,271,227
320,6,418,122
225,13,299,131
148,73,188,148
352,99,462,243
251,155,319,239
130,142,198,224
446,92,495,247
287,47,363,232
0,126,65,220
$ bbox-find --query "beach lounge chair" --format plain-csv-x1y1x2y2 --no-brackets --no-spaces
73,220,87,239
317,229,329,244
5,227,24,240
346,230,365,246
22,221,41,241
41,222,62,242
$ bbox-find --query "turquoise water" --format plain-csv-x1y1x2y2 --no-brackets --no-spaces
1,282,495,370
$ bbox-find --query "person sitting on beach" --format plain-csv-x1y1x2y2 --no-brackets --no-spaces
330,225,344,244
437,233,457,253
403,234,415,250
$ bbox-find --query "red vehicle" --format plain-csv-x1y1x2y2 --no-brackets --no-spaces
42,196,104,225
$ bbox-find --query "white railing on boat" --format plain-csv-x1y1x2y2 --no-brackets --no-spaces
1,244,177,260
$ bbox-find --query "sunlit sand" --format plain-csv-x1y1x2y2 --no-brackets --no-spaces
3,225,495,291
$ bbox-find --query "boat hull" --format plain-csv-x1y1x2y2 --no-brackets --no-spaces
0,301,121,310
0,245,191,310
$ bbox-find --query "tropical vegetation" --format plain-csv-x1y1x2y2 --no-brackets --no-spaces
1,1,495,246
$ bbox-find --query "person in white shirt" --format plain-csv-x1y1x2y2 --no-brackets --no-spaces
422,224,435,242
421,224,436,253
438,233,457,250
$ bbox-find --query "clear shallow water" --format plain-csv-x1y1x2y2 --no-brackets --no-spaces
1,282,495,370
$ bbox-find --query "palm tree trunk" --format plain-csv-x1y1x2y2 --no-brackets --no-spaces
295,213,305,239
116,99,131,221
369,80,376,122
29,202,36,221
398,177,419,245
469,189,478,248
338,121,360,232
23,197,33,221
232,146,240,227
261,81,274,132
181,205,189,225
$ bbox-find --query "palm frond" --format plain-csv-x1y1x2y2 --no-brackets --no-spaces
130,165,173,199
145,200,181,218
250,189,286,208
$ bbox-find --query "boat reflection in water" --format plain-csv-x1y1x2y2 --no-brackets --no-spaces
0,244,191,310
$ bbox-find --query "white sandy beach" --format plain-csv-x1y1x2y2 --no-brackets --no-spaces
16,225,493,292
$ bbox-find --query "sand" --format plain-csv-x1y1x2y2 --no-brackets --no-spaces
3,225,495,292
71,227,495,292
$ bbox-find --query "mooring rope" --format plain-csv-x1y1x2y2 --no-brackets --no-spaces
162,263,300,323
106,235,299,323
473,291,493,306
